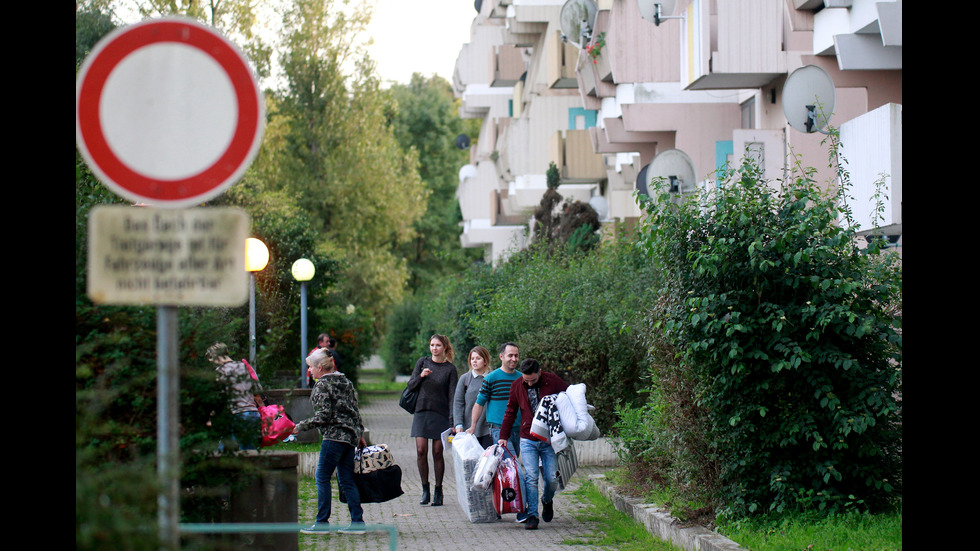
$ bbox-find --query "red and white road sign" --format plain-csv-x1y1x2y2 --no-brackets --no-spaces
76,17,264,208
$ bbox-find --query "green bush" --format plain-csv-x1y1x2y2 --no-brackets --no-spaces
406,231,654,432
382,296,422,377
636,153,902,517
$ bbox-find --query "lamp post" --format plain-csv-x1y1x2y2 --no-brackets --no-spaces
291,258,315,388
245,237,269,365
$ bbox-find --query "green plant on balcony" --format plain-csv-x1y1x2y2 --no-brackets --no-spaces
586,32,605,64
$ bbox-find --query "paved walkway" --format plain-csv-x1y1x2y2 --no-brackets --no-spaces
297,361,618,551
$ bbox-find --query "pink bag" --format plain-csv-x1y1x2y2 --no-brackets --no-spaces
259,404,295,447
492,449,524,515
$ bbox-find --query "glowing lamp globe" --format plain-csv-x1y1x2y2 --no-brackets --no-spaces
291,258,315,282
245,238,269,272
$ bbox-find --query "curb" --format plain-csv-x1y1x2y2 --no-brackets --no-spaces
589,474,746,551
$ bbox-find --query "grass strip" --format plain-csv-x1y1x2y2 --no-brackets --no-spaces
562,481,682,550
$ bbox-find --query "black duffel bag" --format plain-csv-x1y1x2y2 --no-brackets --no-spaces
340,464,405,504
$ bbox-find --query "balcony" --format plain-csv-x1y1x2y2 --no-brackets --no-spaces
838,103,902,236
546,30,579,89
492,44,525,87
550,129,606,182
686,0,788,90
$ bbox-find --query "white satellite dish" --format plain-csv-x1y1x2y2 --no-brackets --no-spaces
782,65,836,134
459,164,478,183
560,0,598,48
589,195,609,221
645,149,697,200
637,0,680,26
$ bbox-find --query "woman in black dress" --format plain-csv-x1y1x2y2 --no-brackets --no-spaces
406,334,459,506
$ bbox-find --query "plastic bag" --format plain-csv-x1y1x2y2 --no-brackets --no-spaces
472,444,504,491
258,404,295,447
451,431,483,462
492,451,524,515
452,432,496,522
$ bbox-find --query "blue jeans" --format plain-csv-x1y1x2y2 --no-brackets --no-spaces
520,438,558,519
219,410,261,451
315,440,363,525
490,425,521,459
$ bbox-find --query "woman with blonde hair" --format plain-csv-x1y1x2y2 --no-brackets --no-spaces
292,348,367,534
405,334,459,506
453,345,492,447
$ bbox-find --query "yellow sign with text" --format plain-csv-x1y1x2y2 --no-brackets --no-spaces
87,206,249,306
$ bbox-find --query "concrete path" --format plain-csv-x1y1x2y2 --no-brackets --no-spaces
297,358,618,550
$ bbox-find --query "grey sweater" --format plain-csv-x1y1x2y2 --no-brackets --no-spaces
453,371,490,437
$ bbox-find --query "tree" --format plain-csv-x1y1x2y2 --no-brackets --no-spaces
269,0,429,340
533,162,601,253
125,0,273,78
388,74,483,292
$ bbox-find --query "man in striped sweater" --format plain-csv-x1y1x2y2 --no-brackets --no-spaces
469,342,528,522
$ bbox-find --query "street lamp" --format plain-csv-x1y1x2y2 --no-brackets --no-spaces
291,258,315,388
245,237,269,365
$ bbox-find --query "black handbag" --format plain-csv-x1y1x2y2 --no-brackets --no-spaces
398,385,418,414
340,464,405,504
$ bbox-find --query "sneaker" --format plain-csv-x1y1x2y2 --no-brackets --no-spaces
542,500,553,522
525,515,539,530
515,511,529,524
300,522,330,534
339,522,366,535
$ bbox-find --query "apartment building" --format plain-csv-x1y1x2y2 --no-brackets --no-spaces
453,0,902,264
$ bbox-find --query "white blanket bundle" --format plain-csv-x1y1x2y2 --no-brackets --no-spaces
555,383,600,441
529,383,600,452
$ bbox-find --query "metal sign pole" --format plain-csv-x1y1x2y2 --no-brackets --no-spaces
157,305,179,550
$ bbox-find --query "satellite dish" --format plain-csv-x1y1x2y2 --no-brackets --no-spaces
782,65,836,134
459,164,478,183
456,134,471,150
645,149,697,200
637,0,678,26
559,0,598,48
589,195,609,221
635,163,651,196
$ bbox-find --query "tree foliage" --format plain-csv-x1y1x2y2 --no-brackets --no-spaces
268,0,428,341
388,73,484,292
635,153,902,517
533,162,601,253
406,234,655,431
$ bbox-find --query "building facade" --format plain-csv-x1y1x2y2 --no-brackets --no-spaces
454,0,902,264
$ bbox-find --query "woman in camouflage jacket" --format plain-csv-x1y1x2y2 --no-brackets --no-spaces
293,348,367,534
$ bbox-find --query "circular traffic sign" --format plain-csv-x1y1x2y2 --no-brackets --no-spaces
76,17,264,208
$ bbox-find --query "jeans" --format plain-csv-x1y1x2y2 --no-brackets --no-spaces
315,440,363,525
520,438,558,519
219,410,261,451
490,425,521,459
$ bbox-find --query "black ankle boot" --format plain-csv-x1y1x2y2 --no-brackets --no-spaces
419,483,430,505
431,486,443,506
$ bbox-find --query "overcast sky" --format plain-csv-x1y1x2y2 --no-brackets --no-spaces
365,0,477,86
109,1,478,87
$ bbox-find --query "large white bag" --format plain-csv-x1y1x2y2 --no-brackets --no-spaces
451,432,496,523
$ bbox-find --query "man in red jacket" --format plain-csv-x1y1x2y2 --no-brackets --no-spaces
498,358,568,530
